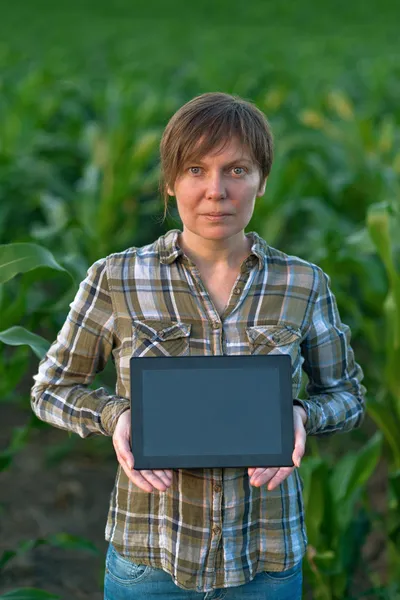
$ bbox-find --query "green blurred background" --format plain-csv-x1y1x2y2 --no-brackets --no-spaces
1,1,400,598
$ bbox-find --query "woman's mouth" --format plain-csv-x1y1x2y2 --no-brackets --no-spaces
203,213,232,220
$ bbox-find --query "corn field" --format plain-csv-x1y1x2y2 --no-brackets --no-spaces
1,1,400,598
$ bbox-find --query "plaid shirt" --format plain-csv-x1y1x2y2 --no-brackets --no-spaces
31,229,366,592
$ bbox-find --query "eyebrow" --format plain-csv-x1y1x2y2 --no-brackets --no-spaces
188,157,254,167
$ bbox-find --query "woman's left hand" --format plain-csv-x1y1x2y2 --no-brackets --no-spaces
248,405,307,490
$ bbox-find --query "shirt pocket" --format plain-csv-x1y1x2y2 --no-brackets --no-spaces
246,324,301,362
132,319,191,358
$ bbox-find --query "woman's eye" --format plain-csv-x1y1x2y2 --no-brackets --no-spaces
189,167,202,175
232,167,245,175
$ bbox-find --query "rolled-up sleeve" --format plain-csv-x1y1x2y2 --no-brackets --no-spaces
295,268,366,436
30,258,130,438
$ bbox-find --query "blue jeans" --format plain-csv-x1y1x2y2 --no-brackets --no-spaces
104,543,303,599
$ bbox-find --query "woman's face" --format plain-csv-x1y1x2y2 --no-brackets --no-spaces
167,137,267,243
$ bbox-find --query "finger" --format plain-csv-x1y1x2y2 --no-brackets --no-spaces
130,469,156,493
267,466,295,491
250,468,269,479
121,448,134,470
292,423,306,468
113,429,156,492
250,468,279,487
248,467,257,477
152,469,173,487
116,453,155,492
113,437,134,470
140,470,170,492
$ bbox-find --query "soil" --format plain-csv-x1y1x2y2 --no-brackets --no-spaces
0,403,389,600
0,404,114,600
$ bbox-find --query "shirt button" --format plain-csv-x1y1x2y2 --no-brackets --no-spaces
214,485,222,493
233,287,242,295
212,525,221,535
211,322,220,330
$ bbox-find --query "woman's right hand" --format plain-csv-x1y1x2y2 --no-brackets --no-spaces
112,409,173,493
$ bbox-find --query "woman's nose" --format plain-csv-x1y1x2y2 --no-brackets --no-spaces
206,174,227,199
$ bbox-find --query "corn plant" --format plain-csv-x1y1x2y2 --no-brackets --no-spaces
300,433,382,599
365,202,400,579
1,43,400,597
0,534,98,600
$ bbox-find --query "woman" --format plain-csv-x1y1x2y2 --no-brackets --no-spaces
31,92,366,599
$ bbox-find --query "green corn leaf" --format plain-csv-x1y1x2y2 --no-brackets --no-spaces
0,540,47,570
312,550,335,561
6,424,32,453
367,203,400,418
389,469,400,508
47,533,98,554
0,534,98,572
30,193,69,241
301,459,328,547
0,327,50,359
131,130,160,164
368,399,400,469
0,454,12,472
366,202,400,304
0,243,68,284
0,422,33,472
331,431,382,506
298,456,324,509
0,589,60,599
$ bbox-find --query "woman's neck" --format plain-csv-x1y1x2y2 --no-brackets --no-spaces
178,230,251,270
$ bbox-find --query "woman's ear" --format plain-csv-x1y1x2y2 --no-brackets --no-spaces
166,185,174,197
257,176,267,197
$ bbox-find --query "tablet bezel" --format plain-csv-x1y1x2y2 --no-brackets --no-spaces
130,355,294,469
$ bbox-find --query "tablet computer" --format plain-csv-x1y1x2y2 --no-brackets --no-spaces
130,355,294,470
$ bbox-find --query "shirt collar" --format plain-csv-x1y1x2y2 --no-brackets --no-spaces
158,229,267,271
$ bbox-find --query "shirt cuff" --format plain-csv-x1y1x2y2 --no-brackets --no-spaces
100,398,130,436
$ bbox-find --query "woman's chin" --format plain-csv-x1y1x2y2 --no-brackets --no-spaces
194,226,244,242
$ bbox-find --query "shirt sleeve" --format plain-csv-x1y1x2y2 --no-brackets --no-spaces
295,267,366,436
30,258,130,438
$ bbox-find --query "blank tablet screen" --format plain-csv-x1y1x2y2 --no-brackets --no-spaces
130,355,294,469
142,368,281,456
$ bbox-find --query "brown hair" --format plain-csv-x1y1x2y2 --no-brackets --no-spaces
159,92,274,218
